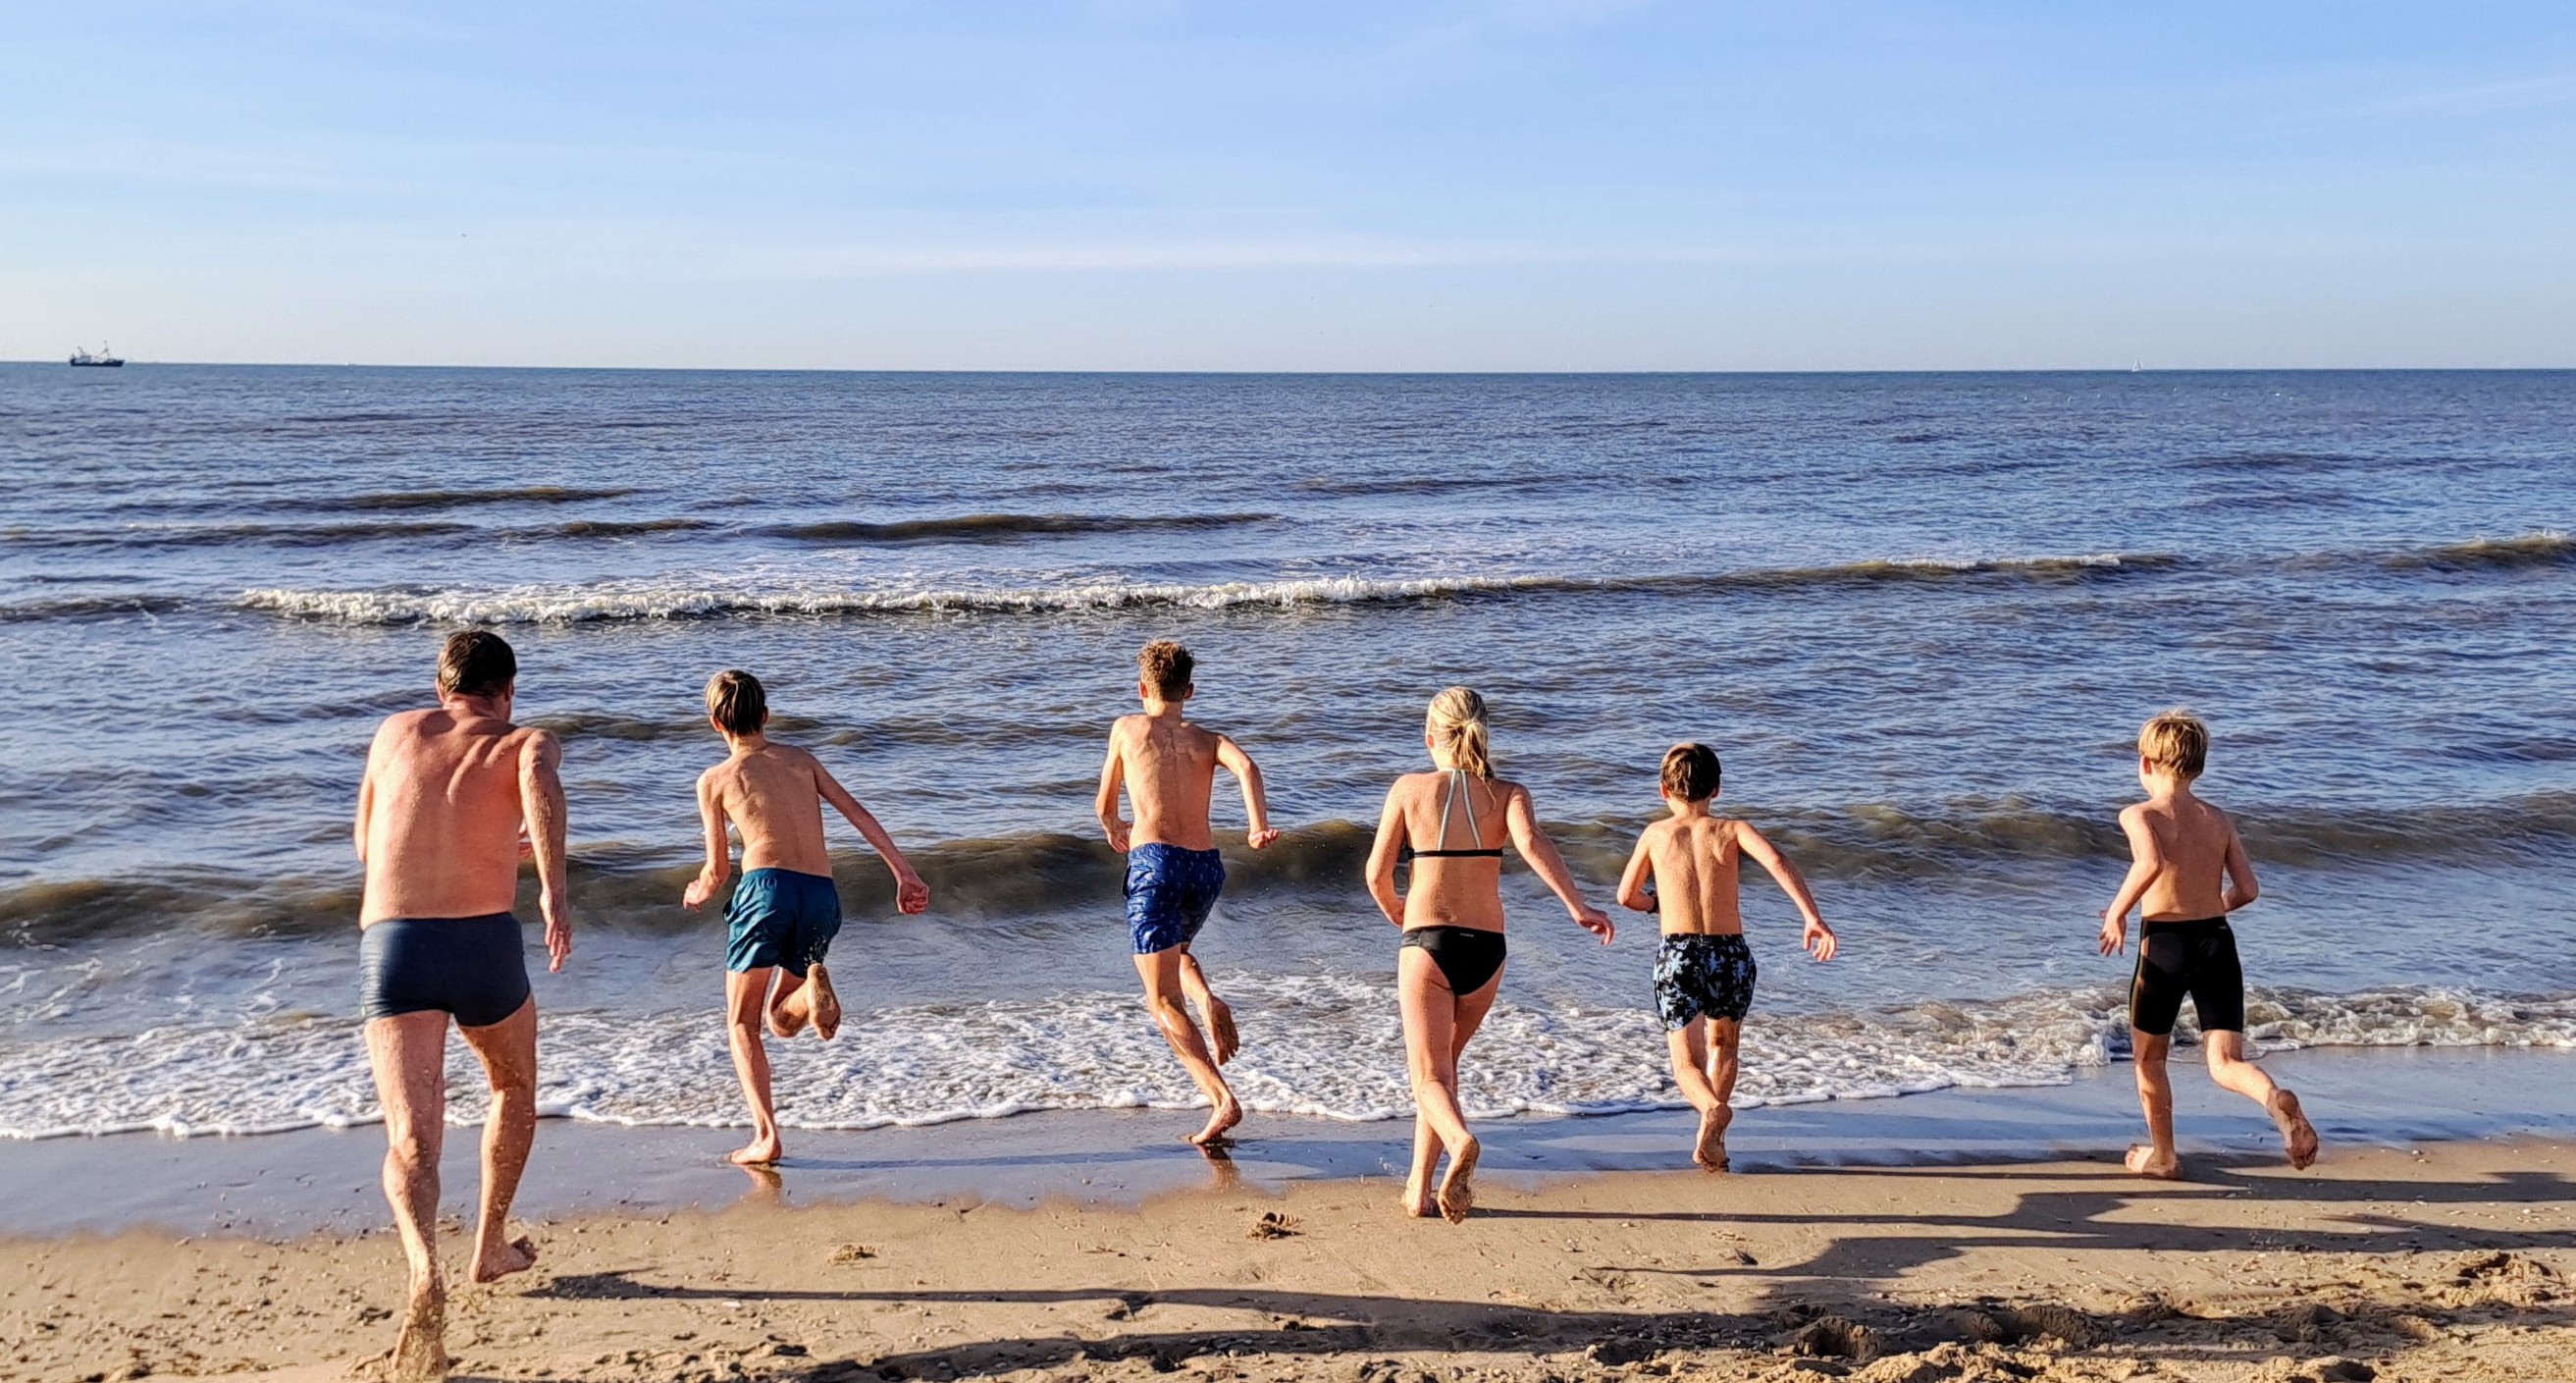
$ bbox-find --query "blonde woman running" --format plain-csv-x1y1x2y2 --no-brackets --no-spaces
1365,687,1614,1222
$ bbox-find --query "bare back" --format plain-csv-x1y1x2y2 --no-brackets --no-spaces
1111,712,1225,850
1640,814,1747,935
2129,792,2242,921
358,708,552,925
703,744,835,877
1387,770,1518,931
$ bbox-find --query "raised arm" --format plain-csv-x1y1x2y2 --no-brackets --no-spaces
1363,782,1408,929
815,759,930,915
518,729,572,973
681,769,730,911
1094,726,1130,853
1503,785,1613,944
2099,805,2164,955
2219,811,2260,913
1614,832,1656,914
1737,821,1835,961
1213,734,1280,849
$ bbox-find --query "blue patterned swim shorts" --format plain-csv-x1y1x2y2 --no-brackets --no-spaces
1654,932,1758,1029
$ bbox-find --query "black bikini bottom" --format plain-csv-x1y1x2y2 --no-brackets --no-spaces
1401,925,1507,995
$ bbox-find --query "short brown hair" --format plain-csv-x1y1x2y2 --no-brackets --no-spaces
1138,640,1193,700
2138,710,2208,779
1660,742,1721,801
438,629,516,699
706,668,767,736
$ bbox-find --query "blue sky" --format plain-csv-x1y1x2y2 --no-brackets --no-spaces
5,2,2573,369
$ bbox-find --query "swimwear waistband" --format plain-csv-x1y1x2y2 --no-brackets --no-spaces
2142,916,2230,931
741,866,835,883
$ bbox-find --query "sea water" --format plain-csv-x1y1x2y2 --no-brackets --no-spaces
2,366,2571,1140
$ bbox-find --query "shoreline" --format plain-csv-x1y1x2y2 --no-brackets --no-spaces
6,1136,2570,1383
3,1045,2569,1239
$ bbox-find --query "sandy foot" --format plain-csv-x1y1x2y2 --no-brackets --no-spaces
1187,1094,1242,1147
1205,995,1239,1065
468,1234,537,1285
1438,1137,1480,1224
1694,1104,1734,1172
810,965,843,1042
2272,1089,2321,1168
388,1288,447,1383
2126,1144,2184,1180
729,1135,783,1167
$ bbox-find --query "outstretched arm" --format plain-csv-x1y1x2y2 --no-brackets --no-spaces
1363,784,1407,929
682,770,730,911
1094,729,1130,853
1214,735,1280,848
1737,822,1835,961
1614,833,1656,913
2100,806,2163,955
518,730,572,973
2220,812,2260,913
1503,786,1614,944
816,761,930,915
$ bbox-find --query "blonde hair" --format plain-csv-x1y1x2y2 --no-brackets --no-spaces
1426,686,1493,778
2138,709,2208,780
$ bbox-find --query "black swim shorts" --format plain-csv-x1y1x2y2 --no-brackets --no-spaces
359,913,533,1029
2129,917,2246,1037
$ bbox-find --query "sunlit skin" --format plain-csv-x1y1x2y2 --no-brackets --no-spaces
353,675,570,1383
1615,780,1836,1172
2100,754,2317,1178
1097,675,1281,1148
1365,722,1612,1222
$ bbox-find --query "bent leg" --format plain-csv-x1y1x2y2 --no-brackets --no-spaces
1135,948,1238,1145
726,968,784,1165
2127,1029,2182,1179
2205,1030,2317,1168
456,996,540,1283
1176,948,1237,1065
365,1011,452,1383
1398,948,1492,1222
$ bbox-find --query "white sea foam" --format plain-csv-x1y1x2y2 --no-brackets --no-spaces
1,977,2568,1140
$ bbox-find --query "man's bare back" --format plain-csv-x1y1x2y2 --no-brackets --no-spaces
1104,712,1227,850
358,707,562,931
699,743,839,877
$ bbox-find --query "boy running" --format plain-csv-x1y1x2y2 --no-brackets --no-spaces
2099,710,2318,1179
1095,640,1281,1147
1615,743,1836,1172
683,669,929,1166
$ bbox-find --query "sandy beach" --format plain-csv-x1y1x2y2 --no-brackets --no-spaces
9,1136,2570,1383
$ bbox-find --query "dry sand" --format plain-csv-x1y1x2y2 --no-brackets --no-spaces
6,1140,2571,1383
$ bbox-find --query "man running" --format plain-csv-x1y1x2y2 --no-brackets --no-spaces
353,629,572,1383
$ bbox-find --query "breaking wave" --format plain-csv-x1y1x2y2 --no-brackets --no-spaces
1,977,2566,1139
762,512,1277,542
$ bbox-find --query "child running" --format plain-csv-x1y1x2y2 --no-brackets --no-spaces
1615,742,1836,1172
1095,640,1281,1148
682,669,929,1166
2099,710,2318,1179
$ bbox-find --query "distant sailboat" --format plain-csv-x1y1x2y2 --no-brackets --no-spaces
70,345,125,367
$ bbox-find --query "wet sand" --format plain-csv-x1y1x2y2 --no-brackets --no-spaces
8,1137,2573,1383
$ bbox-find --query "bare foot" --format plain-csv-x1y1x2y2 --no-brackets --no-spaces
468,1234,537,1284
389,1287,448,1383
1694,1104,1734,1172
2125,1144,2183,1180
1187,1094,1242,1147
2270,1090,2320,1169
1437,1136,1480,1224
809,966,843,1042
1398,1177,1438,1218
1205,995,1239,1065
729,1134,784,1166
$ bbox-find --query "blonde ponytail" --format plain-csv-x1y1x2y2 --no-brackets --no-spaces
1426,686,1493,778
